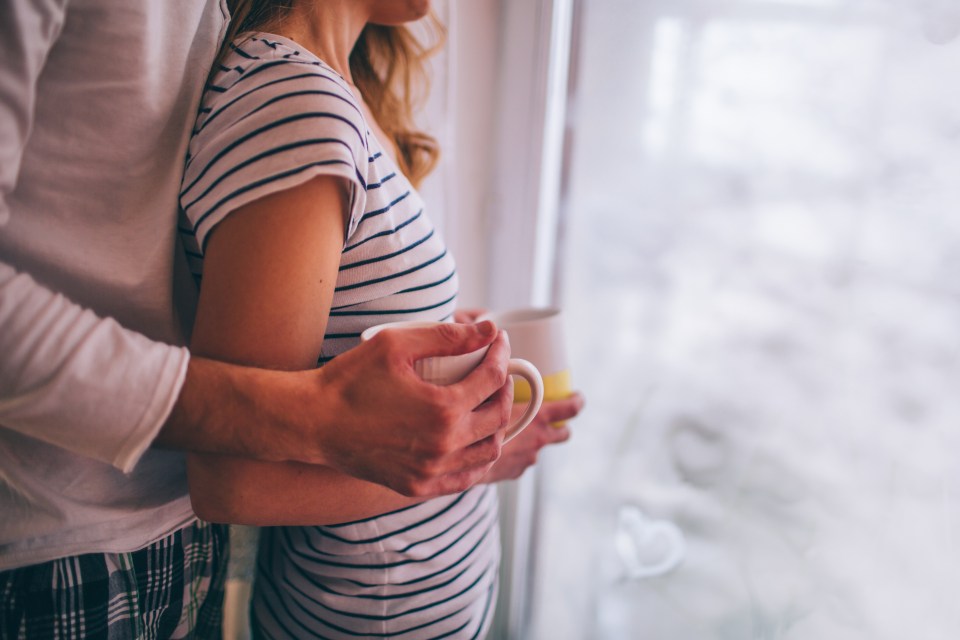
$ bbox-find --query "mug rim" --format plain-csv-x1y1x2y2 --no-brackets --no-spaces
479,307,561,325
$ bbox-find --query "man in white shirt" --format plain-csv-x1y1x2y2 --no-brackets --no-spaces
0,1,521,636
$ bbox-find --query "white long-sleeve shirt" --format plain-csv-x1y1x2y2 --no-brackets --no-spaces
0,0,227,570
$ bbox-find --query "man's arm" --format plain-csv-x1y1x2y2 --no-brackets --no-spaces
0,258,509,491
0,263,191,472
157,314,513,499
1,0,509,493
184,387,580,526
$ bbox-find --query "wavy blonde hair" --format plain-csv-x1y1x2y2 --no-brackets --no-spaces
220,1,444,187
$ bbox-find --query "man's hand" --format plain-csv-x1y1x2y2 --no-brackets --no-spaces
301,321,515,497
481,392,584,483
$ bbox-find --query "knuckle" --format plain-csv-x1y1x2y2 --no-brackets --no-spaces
497,403,511,428
440,472,470,495
406,481,430,498
503,381,515,404
373,329,397,351
437,404,459,432
434,322,462,344
426,390,457,426
417,432,447,461
484,429,505,453
408,466,441,495
492,364,509,388
420,456,444,479
436,407,457,442
483,440,502,464
474,438,500,467
422,440,444,460
373,332,405,368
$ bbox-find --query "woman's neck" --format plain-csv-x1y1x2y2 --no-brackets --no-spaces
267,0,370,82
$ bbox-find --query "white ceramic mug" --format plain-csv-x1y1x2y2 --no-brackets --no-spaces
360,320,545,443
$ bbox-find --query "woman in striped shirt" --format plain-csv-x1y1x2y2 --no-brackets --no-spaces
179,0,582,637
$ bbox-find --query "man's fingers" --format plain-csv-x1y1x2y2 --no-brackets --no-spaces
401,433,503,497
452,366,512,446
456,430,504,472
451,330,511,408
380,320,499,360
423,428,504,485
432,464,498,496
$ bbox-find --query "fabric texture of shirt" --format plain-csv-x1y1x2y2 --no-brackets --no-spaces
178,34,499,639
0,0,228,571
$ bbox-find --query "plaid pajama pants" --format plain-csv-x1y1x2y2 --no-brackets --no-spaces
0,520,228,640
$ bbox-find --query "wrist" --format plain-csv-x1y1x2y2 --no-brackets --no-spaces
261,366,339,466
158,357,333,464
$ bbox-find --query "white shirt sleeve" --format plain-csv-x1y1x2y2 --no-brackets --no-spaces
0,0,191,473
0,265,190,472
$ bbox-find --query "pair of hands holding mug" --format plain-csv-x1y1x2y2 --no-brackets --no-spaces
305,309,582,498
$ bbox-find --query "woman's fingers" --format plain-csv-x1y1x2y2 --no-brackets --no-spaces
540,392,586,424
383,320,499,360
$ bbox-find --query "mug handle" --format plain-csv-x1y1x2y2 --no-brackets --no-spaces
504,358,544,443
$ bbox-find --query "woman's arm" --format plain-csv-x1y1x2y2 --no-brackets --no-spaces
187,175,427,525
187,454,422,526
189,392,583,525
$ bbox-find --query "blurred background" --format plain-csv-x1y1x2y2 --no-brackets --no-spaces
524,1,960,638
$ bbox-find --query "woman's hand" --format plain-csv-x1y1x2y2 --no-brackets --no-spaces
481,392,585,483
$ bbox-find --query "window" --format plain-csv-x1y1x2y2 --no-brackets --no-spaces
532,0,960,637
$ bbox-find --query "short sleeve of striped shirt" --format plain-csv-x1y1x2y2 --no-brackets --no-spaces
179,35,369,258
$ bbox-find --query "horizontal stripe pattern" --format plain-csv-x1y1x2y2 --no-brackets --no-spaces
253,486,499,640
178,33,494,639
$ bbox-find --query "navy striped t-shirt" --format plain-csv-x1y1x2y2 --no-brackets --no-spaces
179,33,499,640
